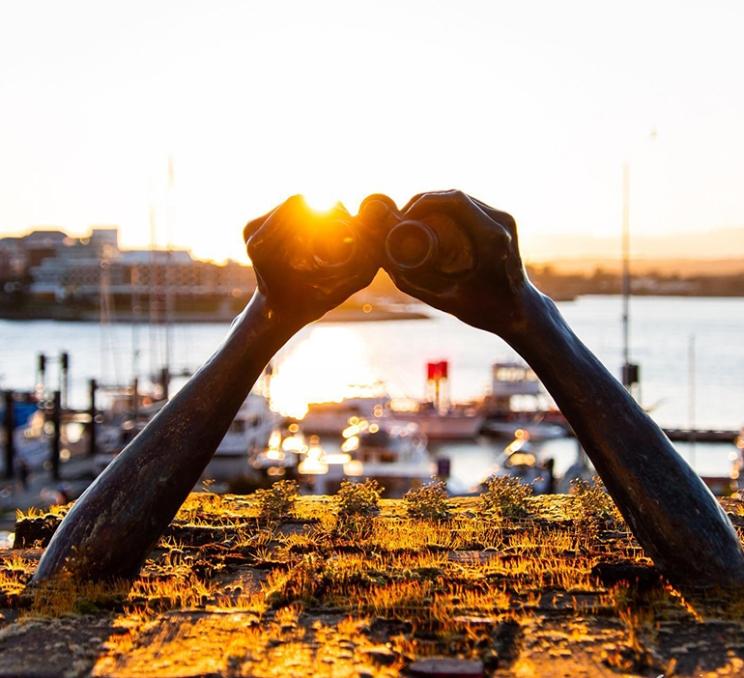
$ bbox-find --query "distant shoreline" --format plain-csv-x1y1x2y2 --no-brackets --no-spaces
6,292,744,324
0,307,430,324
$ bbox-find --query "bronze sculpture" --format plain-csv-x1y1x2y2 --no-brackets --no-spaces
33,190,744,590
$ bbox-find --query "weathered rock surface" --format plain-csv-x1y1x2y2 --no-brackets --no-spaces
0,493,743,677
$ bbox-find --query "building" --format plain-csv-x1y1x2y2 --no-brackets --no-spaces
1,226,256,317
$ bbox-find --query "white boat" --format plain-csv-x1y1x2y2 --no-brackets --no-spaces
300,395,389,435
301,395,483,441
0,399,51,474
248,427,307,479
734,427,744,496
13,408,49,472
390,404,484,441
342,419,436,496
202,392,278,482
483,434,553,494
481,419,566,441
482,361,567,440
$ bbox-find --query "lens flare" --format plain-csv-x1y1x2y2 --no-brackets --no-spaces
302,191,340,214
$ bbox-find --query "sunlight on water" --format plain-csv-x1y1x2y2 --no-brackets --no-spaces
269,325,381,418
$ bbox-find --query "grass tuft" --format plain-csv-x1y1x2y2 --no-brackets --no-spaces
404,479,451,522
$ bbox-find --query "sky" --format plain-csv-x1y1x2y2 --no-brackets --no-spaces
1,0,744,262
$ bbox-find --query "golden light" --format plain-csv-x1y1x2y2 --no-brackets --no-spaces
282,435,306,453
269,326,379,417
341,436,360,453
301,191,342,215
325,452,352,465
389,397,418,413
344,460,364,477
268,430,282,450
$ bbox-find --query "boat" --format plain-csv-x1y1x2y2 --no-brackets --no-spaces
0,395,67,474
341,418,436,496
482,432,554,494
203,392,279,482
299,395,389,436
481,418,566,441
388,399,484,441
297,435,350,494
247,425,309,480
481,361,567,440
10,403,49,472
732,427,744,496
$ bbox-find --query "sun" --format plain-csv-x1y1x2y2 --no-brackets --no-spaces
301,190,342,214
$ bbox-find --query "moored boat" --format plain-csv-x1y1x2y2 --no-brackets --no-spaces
341,418,435,496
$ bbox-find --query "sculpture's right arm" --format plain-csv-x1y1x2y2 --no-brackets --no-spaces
502,284,744,588
371,189,744,589
33,292,298,582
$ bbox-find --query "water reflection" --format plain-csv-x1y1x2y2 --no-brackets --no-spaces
269,325,383,418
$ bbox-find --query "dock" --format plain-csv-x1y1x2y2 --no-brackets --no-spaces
662,428,739,444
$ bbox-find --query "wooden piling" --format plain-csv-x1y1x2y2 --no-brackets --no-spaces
3,391,14,480
51,390,61,480
88,379,97,458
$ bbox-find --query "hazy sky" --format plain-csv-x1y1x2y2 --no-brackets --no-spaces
1,0,743,261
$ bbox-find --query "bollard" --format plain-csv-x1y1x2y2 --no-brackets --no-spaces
132,377,139,420
36,353,47,398
436,457,451,478
3,391,14,480
51,390,61,480
88,379,97,457
60,351,70,409
160,367,170,402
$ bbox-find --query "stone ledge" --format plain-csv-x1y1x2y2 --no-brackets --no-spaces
1,492,743,677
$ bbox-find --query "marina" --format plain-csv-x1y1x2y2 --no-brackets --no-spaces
3,294,744,529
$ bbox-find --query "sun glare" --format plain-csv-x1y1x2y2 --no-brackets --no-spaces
301,191,342,214
269,326,380,418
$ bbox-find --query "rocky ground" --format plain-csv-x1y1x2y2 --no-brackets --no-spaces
1,481,744,677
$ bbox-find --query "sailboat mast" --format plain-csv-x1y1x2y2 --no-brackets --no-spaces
148,203,158,382
621,162,630,369
164,156,175,381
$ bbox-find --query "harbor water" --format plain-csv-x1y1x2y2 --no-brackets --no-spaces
1,295,742,490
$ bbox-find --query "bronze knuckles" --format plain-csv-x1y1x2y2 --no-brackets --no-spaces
358,193,477,277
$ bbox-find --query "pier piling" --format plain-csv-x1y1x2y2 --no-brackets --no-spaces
51,390,61,480
3,391,14,480
88,379,97,458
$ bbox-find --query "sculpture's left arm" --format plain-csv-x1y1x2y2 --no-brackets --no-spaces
34,293,298,581
34,196,380,582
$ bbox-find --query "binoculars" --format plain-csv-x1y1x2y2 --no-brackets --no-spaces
308,218,357,269
361,195,476,276
295,196,476,275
